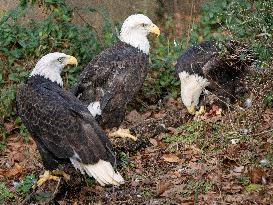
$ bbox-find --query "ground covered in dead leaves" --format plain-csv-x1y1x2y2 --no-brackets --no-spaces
0,71,273,205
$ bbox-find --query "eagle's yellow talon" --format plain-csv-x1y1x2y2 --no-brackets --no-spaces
187,105,196,115
109,128,137,141
33,170,64,188
195,105,206,116
51,170,71,182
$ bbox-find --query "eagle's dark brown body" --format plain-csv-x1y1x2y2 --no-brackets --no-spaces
175,41,219,77
72,41,149,129
175,41,255,101
16,75,115,170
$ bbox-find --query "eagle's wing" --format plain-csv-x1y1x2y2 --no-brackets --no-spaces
98,53,148,128
73,42,148,128
16,83,124,186
72,47,121,105
175,41,218,76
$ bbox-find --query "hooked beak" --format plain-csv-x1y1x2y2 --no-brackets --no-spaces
66,56,78,66
187,106,196,115
146,24,160,37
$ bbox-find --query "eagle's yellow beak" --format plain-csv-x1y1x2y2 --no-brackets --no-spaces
66,56,78,66
147,24,160,37
187,105,196,115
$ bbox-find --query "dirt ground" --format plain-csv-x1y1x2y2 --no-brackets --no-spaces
0,68,273,205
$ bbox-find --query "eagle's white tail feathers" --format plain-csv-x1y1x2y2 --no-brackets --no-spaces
83,160,124,186
70,158,124,186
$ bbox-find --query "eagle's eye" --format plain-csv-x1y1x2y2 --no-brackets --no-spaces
57,57,65,63
142,23,148,27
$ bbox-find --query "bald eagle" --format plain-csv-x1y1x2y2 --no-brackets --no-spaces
72,14,160,140
175,40,255,115
16,53,124,187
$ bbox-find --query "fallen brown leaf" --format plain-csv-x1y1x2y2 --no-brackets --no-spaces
126,110,152,123
149,138,158,146
222,157,237,168
249,167,266,184
233,166,244,173
9,151,25,163
167,127,181,135
200,105,222,121
160,184,186,197
153,112,166,119
4,122,14,132
125,110,142,123
131,180,139,187
0,163,24,179
57,201,67,205
165,97,178,108
222,183,243,193
162,154,180,163
156,181,172,196
172,171,181,178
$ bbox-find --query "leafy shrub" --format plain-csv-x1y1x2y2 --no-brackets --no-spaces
15,174,36,196
149,35,183,98
132,33,184,108
0,0,114,142
0,183,14,202
190,0,273,66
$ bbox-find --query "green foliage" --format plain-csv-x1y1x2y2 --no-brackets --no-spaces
140,34,184,104
0,85,17,119
33,191,53,202
238,176,251,186
190,0,273,65
19,122,30,143
15,174,36,196
162,134,189,144
118,151,129,167
162,120,227,152
264,91,273,107
262,154,273,168
0,183,14,202
0,0,114,143
182,179,213,199
85,177,96,187
245,183,263,192
163,120,206,143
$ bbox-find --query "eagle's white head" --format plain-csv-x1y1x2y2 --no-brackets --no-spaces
30,52,78,86
120,14,160,54
178,71,210,115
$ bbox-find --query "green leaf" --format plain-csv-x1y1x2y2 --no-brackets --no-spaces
245,184,263,192
15,174,36,196
8,73,18,82
0,183,14,201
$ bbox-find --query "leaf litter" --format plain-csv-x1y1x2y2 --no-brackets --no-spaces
1,71,273,204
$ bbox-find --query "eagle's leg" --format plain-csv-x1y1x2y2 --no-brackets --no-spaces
109,128,137,141
33,170,70,188
33,170,60,188
195,92,207,116
52,169,71,182
195,105,206,116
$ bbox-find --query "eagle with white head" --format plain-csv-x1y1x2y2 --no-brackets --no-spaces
72,14,160,140
16,52,124,187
